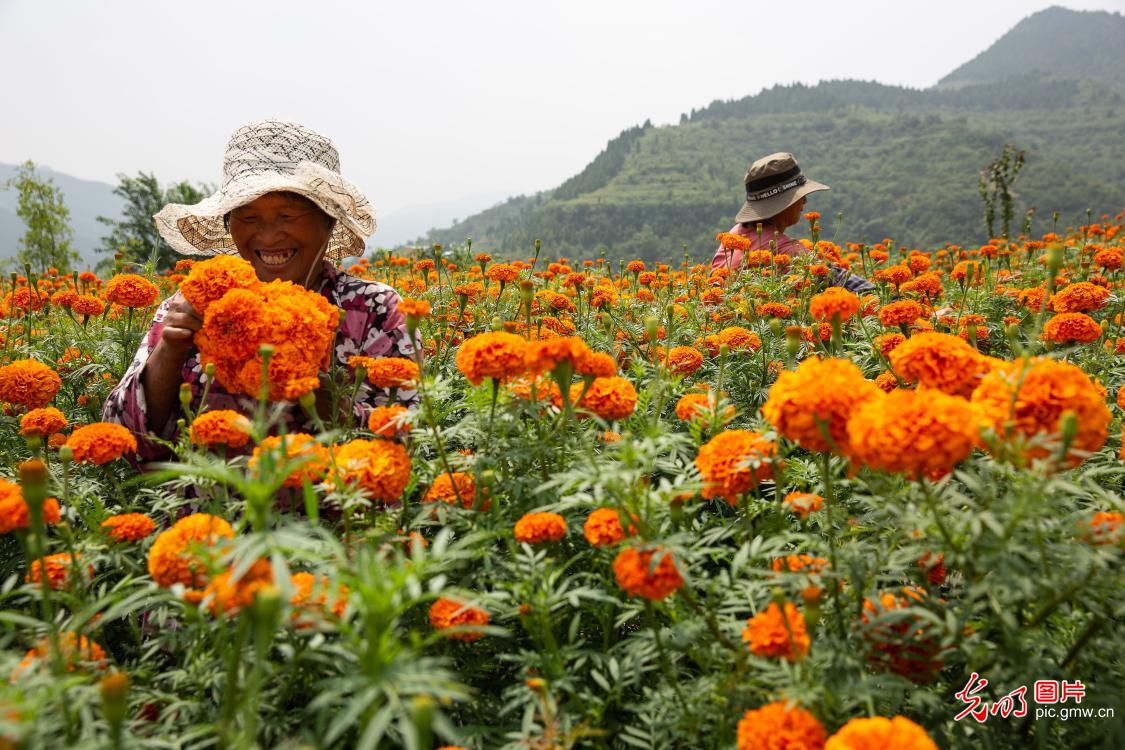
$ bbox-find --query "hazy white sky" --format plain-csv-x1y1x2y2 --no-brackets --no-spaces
2,0,1122,223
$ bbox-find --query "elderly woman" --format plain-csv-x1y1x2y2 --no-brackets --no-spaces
712,152,873,292
104,119,417,463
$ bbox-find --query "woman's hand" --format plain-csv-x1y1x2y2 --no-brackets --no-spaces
159,291,203,354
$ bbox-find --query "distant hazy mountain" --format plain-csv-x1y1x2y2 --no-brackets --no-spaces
0,163,122,267
939,6,1125,89
427,6,1125,260
374,190,515,248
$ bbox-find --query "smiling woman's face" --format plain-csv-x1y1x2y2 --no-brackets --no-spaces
228,192,334,286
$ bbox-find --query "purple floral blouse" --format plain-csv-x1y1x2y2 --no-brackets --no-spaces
103,261,419,464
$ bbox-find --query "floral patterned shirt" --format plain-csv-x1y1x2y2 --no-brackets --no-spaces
103,261,419,464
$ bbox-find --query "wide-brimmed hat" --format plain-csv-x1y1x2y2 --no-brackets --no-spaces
154,119,375,262
734,152,829,224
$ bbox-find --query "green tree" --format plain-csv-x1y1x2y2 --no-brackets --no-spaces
97,172,210,271
3,160,81,274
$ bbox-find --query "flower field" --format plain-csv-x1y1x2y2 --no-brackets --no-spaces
1,214,1124,749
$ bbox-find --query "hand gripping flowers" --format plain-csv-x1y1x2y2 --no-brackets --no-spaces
184,257,339,400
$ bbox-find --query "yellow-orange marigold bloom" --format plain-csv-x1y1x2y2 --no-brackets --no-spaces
147,513,235,589
626,260,648,273
887,332,991,397
574,376,637,421
583,508,634,547
783,492,824,518
716,234,751,252
771,554,828,574
26,552,91,590
180,256,260,314
101,513,157,542
612,546,683,600
824,716,938,750
666,346,704,376
696,430,777,504
189,410,252,449
575,350,617,378
19,407,67,437
675,392,734,423
429,597,489,641
66,422,138,465
0,479,60,535
249,434,330,488
424,471,485,510
12,632,107,680
514,512,568,543
398,297,431,319
353,356,419,389
736,702,827,750
203,559,275,617
874,372,899,392
329,439,411,503
525,336,591,375
717,326,762,353
809,287,860,323
1084,511,1123,546
762,357,881,454
0,359,62,409
971,358,1110,466
847,388,977,480
877,300,923,328
757,302,792,319
290,572,349,624
485,263,519,283
368,404,412,437
104,274,159,308
742,602,810,661
456,332,528,385
1041,312,1101,344
71,295,106,317
1049,282,1110,313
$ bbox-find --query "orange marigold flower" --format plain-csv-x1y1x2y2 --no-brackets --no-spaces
1049,282,1110,313
783,492,824,518
368,404,412,437
874,372,899,392
1084,511,1123,546
328,439,411,503
1017,286,1047,311
203,558,275,617
290,571,349,624
71,295,105,317
742,602,810,661
1093,247,1123,271
485,263,520,283
762,357,881,454
104,274,159,308
771,554,828,574
66,422,137,465
249,434,330,488
809,287,860,323
101,513,157,542
583,508,634,546
19,407,67,437
860,586,946,683
0,479,60,535
514,511,568,543
525,336,591,375
675,392,734,423
180,256,260,314
424,471,486,510
716,233,751,252
824,716,938,750
887,332,991,397
456,332,527,385
847,388,977,480
613,546,683,600
147,513,235,589
971,358,1110,466
352,356,420,389
26,552,91,590
398,297,431,319
12,632,107,680
877,300,923,328
757,301,792,319
696,430,777,504
736,702,826,750
574,376,637,421
666,346,704,376
873,333,905,357
1041,312,1101,344
575,350,617,378
872,265,912,287
189,410,252,449
717,326,762,353
429,597,489,641
626,260,647,273
0,359,62,409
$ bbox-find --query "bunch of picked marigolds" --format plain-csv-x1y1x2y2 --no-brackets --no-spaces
0,212,1122,749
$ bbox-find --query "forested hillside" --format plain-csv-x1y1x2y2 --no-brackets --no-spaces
424,7,1125,262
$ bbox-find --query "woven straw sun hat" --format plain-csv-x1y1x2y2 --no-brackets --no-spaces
154,119,375,263
734,152,829,224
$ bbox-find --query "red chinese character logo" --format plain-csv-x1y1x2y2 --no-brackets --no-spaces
955,673,990,723
1034,680,1059,704
990,685,1027,718
1060,680,1085,704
